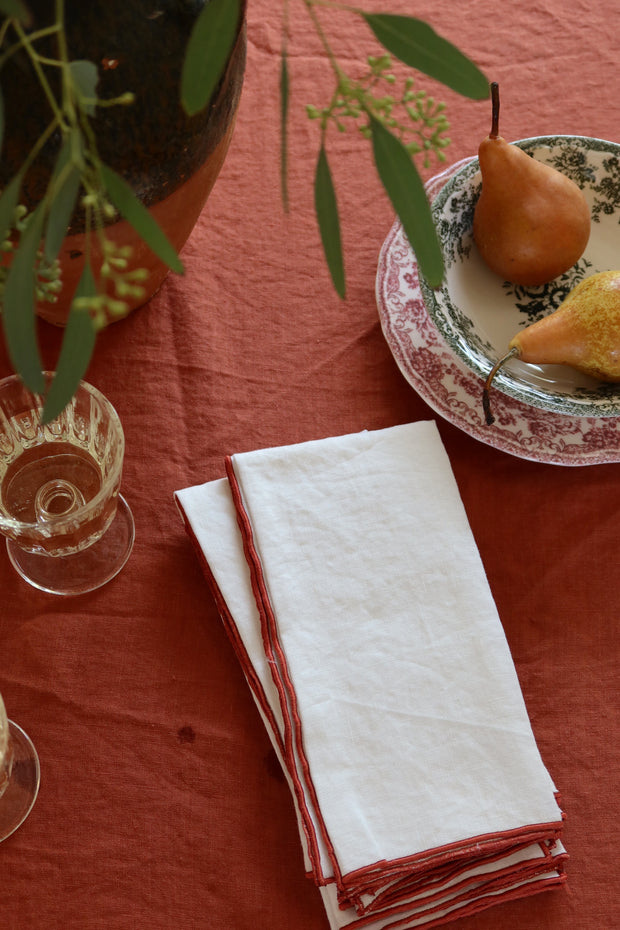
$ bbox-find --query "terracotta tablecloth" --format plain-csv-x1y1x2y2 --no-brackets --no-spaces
1,0,618,928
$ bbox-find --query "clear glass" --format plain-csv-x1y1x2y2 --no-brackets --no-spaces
0,373,134,595
0,692,39,841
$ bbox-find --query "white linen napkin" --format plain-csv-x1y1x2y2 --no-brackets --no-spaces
175,421,566,929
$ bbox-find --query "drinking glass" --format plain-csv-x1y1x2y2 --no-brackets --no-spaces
0,373,134,595
0,692,39,841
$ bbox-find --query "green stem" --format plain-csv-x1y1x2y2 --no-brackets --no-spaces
54,0,78,127
0,23,60,69
301,0,345,82
13,22,64,129
307,0,357,12
0,16,11,49
17,116,62,181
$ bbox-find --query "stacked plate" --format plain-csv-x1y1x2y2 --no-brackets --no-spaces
376,137,620,465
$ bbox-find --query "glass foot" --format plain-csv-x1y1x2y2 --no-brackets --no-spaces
0,721,40,842
6,495,135,596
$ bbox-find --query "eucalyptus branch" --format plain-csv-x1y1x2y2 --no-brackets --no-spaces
296,0,489,299
303,0,356,15
0,0,486,420
0,23,59,69
0,0,167,411
54,0,79,128
15,115,62,181
301,0,344,81
86,92,135,109
54,0,66,59
12,19,64,126
0,16,9,47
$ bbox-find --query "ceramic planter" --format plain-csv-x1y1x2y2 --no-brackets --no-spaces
0,0,247,325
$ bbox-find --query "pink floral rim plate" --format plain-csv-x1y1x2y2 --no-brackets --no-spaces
376,157,620,466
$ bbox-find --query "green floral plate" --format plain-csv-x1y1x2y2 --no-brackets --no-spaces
418,135,620,417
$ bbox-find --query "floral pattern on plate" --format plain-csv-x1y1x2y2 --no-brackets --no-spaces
375,160,620,466
417,137,620,418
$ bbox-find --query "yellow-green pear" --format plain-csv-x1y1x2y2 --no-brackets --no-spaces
483,270,620,423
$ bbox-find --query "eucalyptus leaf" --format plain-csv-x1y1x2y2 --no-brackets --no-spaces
314,146,345,299
0,0,32,24
0,171,22,243
41,265,97,424
280,46,290,212
369,116,443,287
100,163,184,274
181,0,240,116
44,135,81,262
363,14,489,100
69,59,99,116
2,203,45,394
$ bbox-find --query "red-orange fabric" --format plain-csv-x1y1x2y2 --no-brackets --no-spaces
1,1,618,928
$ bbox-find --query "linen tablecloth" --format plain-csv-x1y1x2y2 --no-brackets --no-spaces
1,0,618,928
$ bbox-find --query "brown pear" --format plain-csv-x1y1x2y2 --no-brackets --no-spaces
473,83,591,286
483,270,620,424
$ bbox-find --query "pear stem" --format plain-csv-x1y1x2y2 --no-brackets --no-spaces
482,346,520,425
489,81,500,139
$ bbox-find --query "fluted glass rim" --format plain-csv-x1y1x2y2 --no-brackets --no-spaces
0,373,125,539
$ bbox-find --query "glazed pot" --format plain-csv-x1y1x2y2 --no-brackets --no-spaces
0,0,247,325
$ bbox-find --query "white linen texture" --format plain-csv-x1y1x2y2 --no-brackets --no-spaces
175,421,566,930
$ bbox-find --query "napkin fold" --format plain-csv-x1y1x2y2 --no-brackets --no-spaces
175,421,566,929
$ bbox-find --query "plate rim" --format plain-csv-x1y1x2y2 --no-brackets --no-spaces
376,165,620,467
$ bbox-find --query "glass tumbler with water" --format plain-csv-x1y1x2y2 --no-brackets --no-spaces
0,373,134,595
0,692,39,841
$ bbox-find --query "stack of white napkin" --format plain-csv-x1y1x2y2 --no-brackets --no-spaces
175,421,566,929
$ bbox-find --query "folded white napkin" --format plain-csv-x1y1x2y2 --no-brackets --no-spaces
175,422,566,929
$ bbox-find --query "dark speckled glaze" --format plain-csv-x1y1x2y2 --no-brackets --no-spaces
1,0,246,212
0,0,247,323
